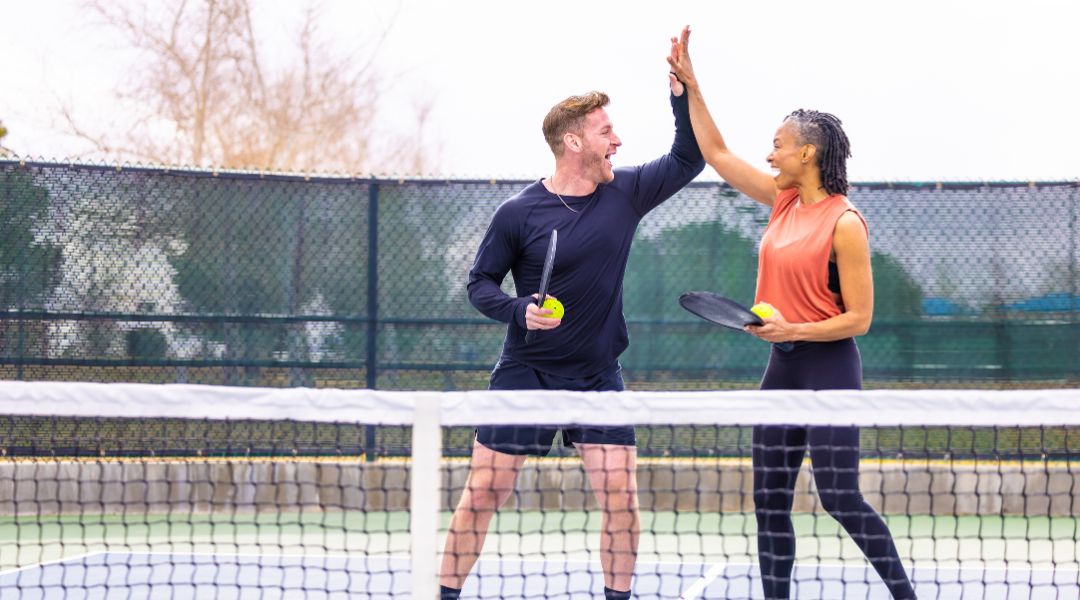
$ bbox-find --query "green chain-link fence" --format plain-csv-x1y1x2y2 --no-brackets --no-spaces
2,161,1078,456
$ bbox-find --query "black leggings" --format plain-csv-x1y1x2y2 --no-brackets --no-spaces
754,339,915,600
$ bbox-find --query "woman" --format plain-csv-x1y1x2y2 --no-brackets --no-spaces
667,26,916,600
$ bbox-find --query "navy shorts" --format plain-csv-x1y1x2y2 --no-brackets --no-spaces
475,358,636,456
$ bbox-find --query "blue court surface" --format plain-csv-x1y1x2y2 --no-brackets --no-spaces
1,552,1077,599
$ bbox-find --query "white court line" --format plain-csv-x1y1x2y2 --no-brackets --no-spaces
0,551,412,578
678,561,745,599
0,552,101,578
97,550,411,561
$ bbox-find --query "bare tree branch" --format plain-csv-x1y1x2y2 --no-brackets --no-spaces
67,0,432,174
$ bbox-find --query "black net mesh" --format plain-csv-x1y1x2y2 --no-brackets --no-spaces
0,386,1078,599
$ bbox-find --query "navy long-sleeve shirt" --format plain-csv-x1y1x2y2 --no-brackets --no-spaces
467,92,705,378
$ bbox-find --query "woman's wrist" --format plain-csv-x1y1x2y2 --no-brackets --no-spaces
788,322,807,342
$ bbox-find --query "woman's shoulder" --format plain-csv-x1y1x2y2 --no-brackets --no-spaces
772,188,800,211
775,188,800,203
834,201,869,236
823,194,862,215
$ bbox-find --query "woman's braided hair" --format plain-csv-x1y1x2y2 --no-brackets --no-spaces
785,109,851,196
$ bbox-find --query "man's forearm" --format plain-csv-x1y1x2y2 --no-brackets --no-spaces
669,92,705,167
468,279,527,328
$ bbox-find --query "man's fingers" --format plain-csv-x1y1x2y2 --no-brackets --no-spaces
527,303,551,317
526,303,559,324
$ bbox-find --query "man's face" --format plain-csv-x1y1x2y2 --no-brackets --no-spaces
578,108,621,184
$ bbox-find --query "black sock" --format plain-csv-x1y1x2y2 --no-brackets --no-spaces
604,587,631,600
440,585,462,600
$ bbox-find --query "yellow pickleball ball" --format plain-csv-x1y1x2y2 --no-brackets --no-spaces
750,303,774,319
542,297,565,319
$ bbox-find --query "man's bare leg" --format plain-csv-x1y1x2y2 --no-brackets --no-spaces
439,440,527,590
578,443,640,593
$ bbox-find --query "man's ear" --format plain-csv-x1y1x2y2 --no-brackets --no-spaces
563,132,582,153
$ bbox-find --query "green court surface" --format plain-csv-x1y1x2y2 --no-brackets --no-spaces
3,510,1077,573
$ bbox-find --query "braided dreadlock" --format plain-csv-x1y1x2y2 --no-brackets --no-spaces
784,109,851,196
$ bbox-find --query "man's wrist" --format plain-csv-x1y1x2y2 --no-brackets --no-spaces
514,297,532,329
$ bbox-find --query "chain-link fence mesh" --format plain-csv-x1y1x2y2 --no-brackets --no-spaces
2,161,1078,456
3,161,1078,389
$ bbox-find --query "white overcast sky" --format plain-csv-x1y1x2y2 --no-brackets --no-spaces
3,0,1078,181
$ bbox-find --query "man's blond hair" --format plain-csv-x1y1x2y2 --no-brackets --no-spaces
541,91,610,157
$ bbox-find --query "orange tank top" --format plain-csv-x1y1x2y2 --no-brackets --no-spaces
755,188,867,324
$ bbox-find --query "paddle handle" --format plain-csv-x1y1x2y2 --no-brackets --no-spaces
524,298,541,344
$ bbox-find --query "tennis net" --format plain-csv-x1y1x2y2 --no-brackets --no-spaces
1,382,1079,599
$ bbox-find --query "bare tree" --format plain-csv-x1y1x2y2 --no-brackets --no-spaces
65,0,433,174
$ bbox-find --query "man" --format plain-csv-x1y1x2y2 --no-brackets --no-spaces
439,70,703,599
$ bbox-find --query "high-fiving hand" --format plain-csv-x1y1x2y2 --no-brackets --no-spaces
666,26,697,90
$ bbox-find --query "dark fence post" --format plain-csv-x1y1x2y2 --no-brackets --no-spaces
288,189,309,388
15,238,25,381
1073,183,1079,382
4,174,26,380
365,179,379,461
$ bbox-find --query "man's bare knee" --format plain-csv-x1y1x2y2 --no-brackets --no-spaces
459,478,516,512
457,441,525,513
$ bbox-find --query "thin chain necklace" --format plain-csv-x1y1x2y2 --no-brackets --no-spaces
549,175,580,213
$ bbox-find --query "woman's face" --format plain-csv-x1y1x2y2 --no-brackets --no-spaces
766,122,808,190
